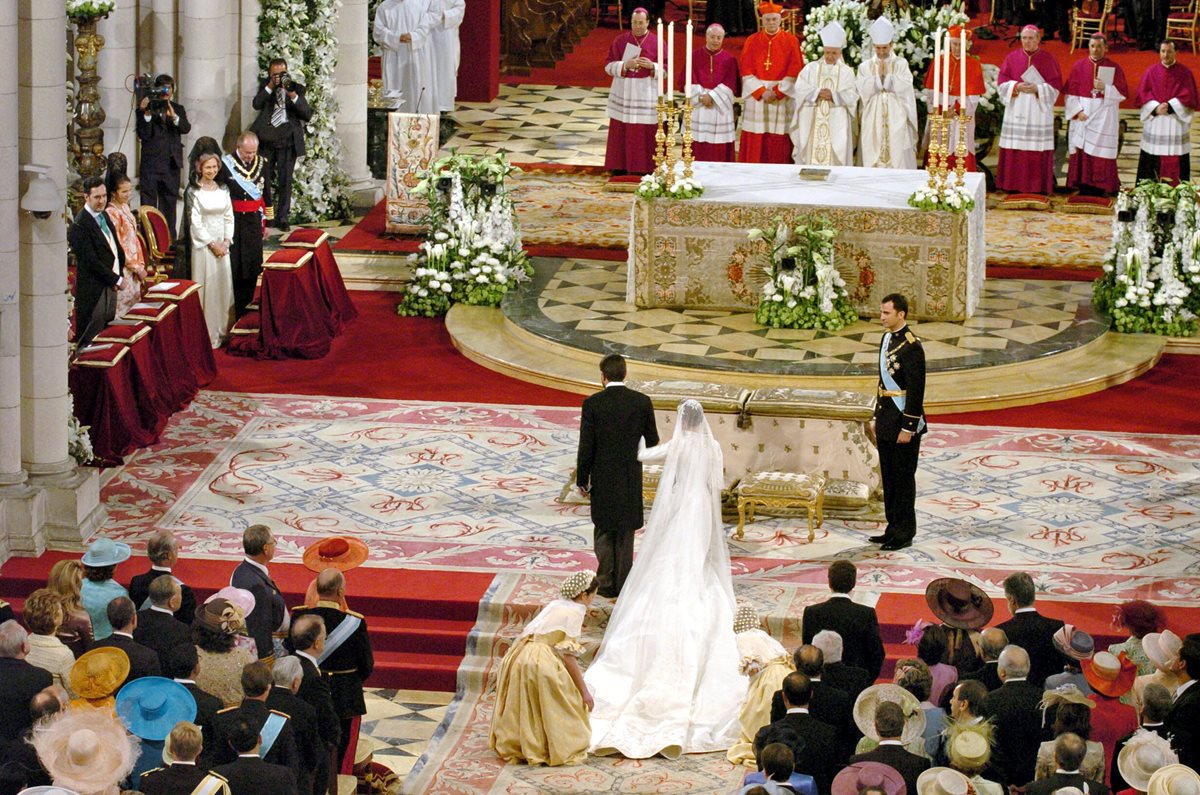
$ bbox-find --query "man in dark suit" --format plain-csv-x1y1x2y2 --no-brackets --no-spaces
67,176,125,349
92,597,161,686
139,720,223,795
812,630,873,706
128,529,196,624
1111,682,1173,793
0,686,60,790
576,353,659,599
133,575,191,670
136,74,190,237
250,58,313,231
759,672,839,795
770,645,855,759
1165,633,1200,769
802,560,885,681
291,568,373,767
848,700,931,795
230,524,287,661
869,292,927,551
1022,733,1112,795
266,656,320,795
213,717,299,795
962,627,1008,692
291,614,341,795
982,645,1045,787
166,644,221,767
994,572,1065,688
212,662,300,771
0,622,54,745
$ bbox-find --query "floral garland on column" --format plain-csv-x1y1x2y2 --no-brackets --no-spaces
258,0,352,222
1093,180,1200,336
397,153,533,317
747,215,859,330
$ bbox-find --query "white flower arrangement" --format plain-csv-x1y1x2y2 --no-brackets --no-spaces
907,183,975,213
399,154,532,317
1094,181,1200,336
750,216,858,330
636,173,704,199
67,0,115,20
67,390,94,466
258,0,352,223
802,0,966,80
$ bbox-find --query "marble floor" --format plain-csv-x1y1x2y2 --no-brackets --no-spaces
360,688,453,777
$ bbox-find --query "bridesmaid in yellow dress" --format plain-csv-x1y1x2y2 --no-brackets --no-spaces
728,603,796,767
490,570,597,766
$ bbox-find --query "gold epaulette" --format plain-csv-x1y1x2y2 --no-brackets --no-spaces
904,330,920,344
217,705,238,713
206,771,229,782
269,708,290,719
143,766,165,775
345,608,364,619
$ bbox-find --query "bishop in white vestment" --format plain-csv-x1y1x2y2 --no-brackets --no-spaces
856,17,917,169
431,0,466,112
792,22,857,166
373,0,438,114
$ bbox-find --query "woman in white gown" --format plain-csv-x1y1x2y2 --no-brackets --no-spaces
188,152,235,348
584,399,746,759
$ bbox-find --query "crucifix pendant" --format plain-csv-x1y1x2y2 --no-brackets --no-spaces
764,55,772,70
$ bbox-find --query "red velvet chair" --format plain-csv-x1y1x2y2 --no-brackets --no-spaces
138,205,175,275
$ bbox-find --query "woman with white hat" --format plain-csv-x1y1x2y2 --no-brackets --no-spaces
1116,729,1178,794
1133,631,1184,710
944,722,1003,795
30,706,140,795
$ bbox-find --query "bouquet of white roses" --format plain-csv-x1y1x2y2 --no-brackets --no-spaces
636,172,704,200
907,183,975,212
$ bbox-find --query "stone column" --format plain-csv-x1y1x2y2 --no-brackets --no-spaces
97,2,138,173
336,0,380,207
178,0,231,157
152,0,177,79
18,0,103,549
238,0,262,137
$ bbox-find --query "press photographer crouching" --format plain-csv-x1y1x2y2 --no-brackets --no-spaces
136,73,191,239
250,58,312,232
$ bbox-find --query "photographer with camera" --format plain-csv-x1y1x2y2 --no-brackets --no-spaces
135,73,191,239
250,58,312,232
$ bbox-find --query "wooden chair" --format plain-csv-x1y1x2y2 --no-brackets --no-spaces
1070,0,1114,52
137,205,175,274
1166,0,1200,51
596,0,623,29
688,0,707,22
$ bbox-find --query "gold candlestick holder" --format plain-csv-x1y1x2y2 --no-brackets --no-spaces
927,110,942,190
654,96,668,182
682,96,695,182
664,98,678,190
954,107,971,186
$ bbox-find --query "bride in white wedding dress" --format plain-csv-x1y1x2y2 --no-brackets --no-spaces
584,399,746,760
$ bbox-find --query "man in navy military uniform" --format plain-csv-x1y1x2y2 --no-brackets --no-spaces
869,292,927,552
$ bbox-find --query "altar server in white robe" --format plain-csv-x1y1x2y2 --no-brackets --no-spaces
431,0,466,112
793,22,858,166
1064,34,1128,196
856,16,917,169
374,0,438,113
689,24,740,162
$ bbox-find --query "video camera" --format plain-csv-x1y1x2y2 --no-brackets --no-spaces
135,73,173,113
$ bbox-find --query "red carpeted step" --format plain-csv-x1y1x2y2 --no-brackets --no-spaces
369,650,461,691
367,615,477,656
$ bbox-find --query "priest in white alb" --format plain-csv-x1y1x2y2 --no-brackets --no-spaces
431,0,466,114
856,16,917,169
1136,41,1198,185
688,24,740,162
604,8,660,174
996,25,1062,195
373,0,438,113
1064,34,1128,196
793,22,857,166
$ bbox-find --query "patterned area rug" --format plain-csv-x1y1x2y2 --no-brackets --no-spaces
101,392,1200,602
402,572,817,794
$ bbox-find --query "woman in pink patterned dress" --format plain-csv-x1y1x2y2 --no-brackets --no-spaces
104,173,149,317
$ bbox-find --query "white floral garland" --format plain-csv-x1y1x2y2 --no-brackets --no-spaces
258,0,352,222
67,0,115,19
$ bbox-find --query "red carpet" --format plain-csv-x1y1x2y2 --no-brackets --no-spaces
208,290,582,406
0,551,495,691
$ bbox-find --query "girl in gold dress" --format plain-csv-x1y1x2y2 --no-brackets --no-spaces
490,570,597,766
727,603,795,767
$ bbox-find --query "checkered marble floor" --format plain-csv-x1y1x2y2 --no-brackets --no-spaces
360,688,452,777
503,257,1106,375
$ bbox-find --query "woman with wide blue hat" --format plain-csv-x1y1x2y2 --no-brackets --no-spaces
115,676,198,787
79,537,132,641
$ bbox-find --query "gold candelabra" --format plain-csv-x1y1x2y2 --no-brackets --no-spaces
653,97,695,187
926,106,971,194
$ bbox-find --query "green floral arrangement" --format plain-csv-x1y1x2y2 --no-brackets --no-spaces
67,390,94,466
1093,180,1200,336
257,0,353,223
67,0,115,20
749,216,859,330
399,153,532,317
636,173,704,200
907,183,975,213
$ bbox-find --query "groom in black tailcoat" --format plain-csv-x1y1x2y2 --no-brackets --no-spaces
576,354,659,598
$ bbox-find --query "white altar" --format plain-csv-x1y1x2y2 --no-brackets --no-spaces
627,162,987,321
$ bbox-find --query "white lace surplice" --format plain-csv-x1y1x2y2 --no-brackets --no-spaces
584,401,746,759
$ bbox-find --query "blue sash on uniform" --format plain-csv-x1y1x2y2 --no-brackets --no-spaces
316,613,362,665
222,154,263,201
879,332,925,433
258,711,288,758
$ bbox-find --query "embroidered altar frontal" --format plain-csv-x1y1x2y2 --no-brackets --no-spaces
628,163,987,321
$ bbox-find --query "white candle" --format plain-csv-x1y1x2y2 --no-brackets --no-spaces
657,19,664,97
685,20,693,98
941,31,950,111
933,31,941,111
959,28,967,110
667,21,675,100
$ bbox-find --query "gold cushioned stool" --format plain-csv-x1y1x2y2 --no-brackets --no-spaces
642,464,663,503
736,471,827,541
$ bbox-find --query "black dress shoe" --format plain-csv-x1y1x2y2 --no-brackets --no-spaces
880,539,913,551
868,534,889,544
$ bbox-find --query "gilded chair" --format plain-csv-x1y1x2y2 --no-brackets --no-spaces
1166,0,1200,51
137,205,175,275
1070,0,1114,52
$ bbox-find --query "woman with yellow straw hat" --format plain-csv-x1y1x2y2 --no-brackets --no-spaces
67,646,130,711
